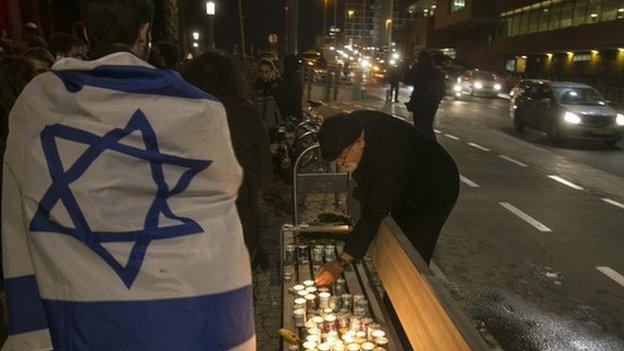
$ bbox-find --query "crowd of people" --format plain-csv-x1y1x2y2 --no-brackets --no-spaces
0,1,460,349
0,20,308,268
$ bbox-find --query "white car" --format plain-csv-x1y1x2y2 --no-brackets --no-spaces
454,70,503,98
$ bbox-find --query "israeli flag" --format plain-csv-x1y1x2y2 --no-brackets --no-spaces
2,52,255,350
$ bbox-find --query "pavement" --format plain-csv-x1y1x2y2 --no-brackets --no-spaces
311,84,624,350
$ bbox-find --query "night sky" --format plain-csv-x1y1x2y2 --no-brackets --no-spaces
185,0,342,53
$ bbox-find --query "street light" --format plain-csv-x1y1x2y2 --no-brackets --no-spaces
206,1,215,15
206,1,216,49
348,10,355,20
192,31,200,41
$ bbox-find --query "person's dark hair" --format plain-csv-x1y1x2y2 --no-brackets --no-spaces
24,34,48,49
85,0,154,51
156,41,181,69
0,56,35,123
23,47,55,66
49,33,83,57
181,51,252,106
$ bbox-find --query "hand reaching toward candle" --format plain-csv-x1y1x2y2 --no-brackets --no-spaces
315,261,343,287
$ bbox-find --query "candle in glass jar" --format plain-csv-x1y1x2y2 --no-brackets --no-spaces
371,330,385,339
324,314,338,332
318,292,331,309
361,342,375,351
293,308,306,327
306,287,318,294
302,341,317,350
311,316,325,328
307,327,322,336
306,334,320,344
303,280,315,287
305,294,318,310
317,343,331,351
347,344,360,351
374,337,389,347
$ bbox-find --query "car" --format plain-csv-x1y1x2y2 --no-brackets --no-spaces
510,81,624,145
453,70,503,98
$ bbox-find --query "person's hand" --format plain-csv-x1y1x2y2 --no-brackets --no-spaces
315,261,343,287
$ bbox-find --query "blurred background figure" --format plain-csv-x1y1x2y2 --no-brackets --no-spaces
404,51,447,139
49,33,85,61
253,58,287,131
282,54,303,120
23,47,54,74
151,41,181,70
182,51,273,261
387,64,403,103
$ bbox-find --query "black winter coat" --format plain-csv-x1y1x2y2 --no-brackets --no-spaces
344,111,459,259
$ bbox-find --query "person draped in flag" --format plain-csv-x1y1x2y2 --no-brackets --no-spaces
2,0,255,350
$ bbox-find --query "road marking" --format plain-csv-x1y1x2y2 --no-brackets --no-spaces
342,110,354,114
460,175,479,188
602,198,624,210
434,129,442,134
444,134,460,140
467,142,490,151
596,266,624,288
547,175,584,190
499,155,529,167
499,202,552,232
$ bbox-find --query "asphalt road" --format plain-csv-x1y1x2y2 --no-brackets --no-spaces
316,86,624,351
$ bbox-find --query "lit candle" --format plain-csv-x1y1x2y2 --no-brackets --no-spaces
303,280,315,287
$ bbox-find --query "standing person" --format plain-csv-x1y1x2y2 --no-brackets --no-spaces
182,51,273,260
282,54,303,120
2,0,255,350
314,111,459,286
152,40,181,70
404,51,446,138
387,64,402,103
49,32,85,61
253,58,287,131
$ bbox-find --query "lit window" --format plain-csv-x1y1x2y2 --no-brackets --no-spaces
451,0,466,12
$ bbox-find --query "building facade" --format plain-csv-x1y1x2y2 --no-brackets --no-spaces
395,0,624,86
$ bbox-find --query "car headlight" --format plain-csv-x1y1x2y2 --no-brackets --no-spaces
494,83,502,91
453,84,462,92
616,113,624,126
474,82,483,90
564,112,581,125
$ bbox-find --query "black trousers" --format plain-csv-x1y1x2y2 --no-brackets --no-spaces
412,103,440,140
390,176,459,264
389,83,400,102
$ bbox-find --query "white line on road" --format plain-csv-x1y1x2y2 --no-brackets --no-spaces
444,134,460,140
602,198,624,210
499,155,529,167
467,142,491,152
547,175,584,190
460,175,480,188
596,266,624,288
499,202,552,232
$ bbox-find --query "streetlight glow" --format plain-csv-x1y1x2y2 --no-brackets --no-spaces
206,1,216,16
192,31,200,40
193,42,199,48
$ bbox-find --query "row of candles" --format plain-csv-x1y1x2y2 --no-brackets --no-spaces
289,280,389,351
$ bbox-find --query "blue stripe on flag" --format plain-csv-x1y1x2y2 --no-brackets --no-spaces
5,275,49,334
43,285,254,351
53,65,218,101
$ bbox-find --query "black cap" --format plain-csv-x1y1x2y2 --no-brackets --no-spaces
319,113,363,161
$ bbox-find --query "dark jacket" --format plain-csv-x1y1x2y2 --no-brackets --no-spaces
283,70,303,120
221,97,273,203
404,62,445,106
344,111,459,259
253,78,288,130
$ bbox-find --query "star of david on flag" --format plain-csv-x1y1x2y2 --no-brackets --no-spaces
29,109,212,288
